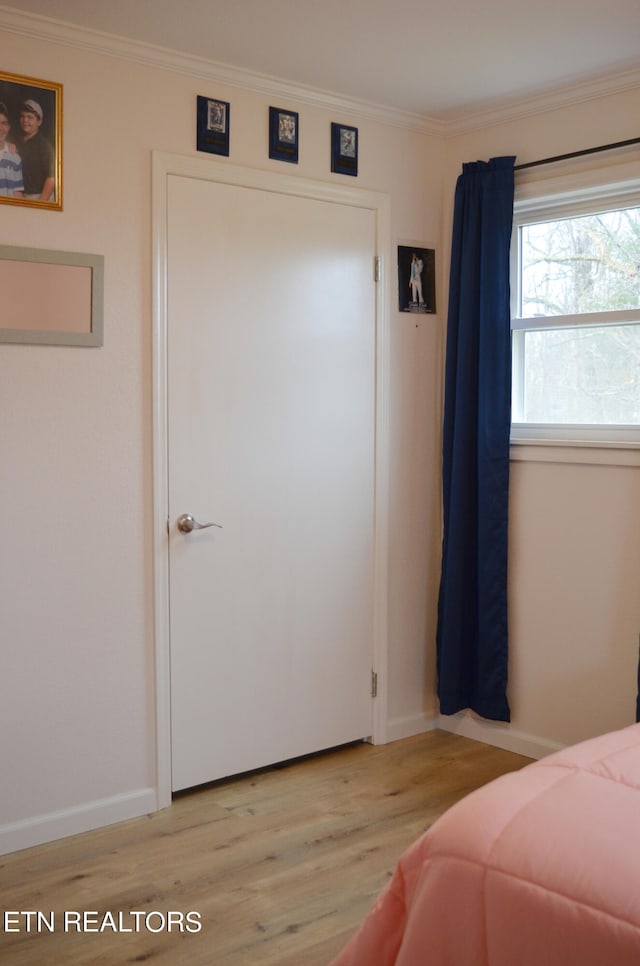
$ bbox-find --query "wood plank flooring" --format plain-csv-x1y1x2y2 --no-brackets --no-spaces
0,730,531,965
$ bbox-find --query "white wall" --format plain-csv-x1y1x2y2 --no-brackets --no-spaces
0,18,443,853
3,11,637,857
440,86,640,756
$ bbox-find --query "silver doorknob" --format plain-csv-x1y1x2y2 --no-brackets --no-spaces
177,513,223,533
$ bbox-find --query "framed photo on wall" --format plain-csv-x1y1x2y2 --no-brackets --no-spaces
397,245,436,314
196,95,230,156
331,122,358,177
0,70,62,210
269,106,299,164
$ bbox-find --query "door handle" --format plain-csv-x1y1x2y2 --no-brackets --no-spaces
176,513,223,533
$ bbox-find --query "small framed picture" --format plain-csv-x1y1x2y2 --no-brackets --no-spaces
0,245,103,346
269,107,299,164
398,245,436,314
196,96,230,156
331,122,358,177
0,70,62,210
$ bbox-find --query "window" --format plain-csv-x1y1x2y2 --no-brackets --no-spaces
511,182,640,443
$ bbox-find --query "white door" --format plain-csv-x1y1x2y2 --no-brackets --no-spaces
167,171,377,791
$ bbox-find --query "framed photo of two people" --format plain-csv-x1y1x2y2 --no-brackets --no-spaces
0,70,62,210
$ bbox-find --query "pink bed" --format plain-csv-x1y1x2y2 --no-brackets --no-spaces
331,723,640,966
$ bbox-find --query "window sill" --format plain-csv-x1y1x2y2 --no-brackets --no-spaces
510,436,640,467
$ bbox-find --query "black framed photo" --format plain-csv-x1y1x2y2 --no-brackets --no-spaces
0,70,62,210
196,96,230,156
331,122,358,177
269,107,299,164
398,245,436,314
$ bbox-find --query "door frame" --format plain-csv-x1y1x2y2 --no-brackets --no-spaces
151,151,390,808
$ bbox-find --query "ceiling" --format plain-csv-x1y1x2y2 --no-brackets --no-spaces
3,0,640,120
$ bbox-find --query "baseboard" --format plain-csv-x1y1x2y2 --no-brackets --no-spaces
436,711,566,760
0,787,157,856
385,711,440,743
1,714,563,856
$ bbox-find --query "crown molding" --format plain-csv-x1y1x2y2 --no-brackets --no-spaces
2,5,638,142
0,4,444,137
440,63,640,137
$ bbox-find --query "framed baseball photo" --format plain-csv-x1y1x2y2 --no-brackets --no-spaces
269,106,299,164
331,122,358,177
196,95,230,156
398,245,436,314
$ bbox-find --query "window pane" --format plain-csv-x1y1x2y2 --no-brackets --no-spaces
520,207,640,317
521,323,640,424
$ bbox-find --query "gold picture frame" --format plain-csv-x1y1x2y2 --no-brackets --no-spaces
0,70,62,210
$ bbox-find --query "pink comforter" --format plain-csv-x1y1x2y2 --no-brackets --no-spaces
331,724,640,965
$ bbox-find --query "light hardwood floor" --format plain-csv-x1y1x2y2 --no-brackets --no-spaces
0,730,531,965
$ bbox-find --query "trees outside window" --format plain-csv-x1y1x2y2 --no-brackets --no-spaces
512,199,640,433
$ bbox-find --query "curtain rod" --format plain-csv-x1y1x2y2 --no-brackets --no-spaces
514,136,640,171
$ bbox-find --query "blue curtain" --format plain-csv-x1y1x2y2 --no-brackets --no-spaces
436,156,516,722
